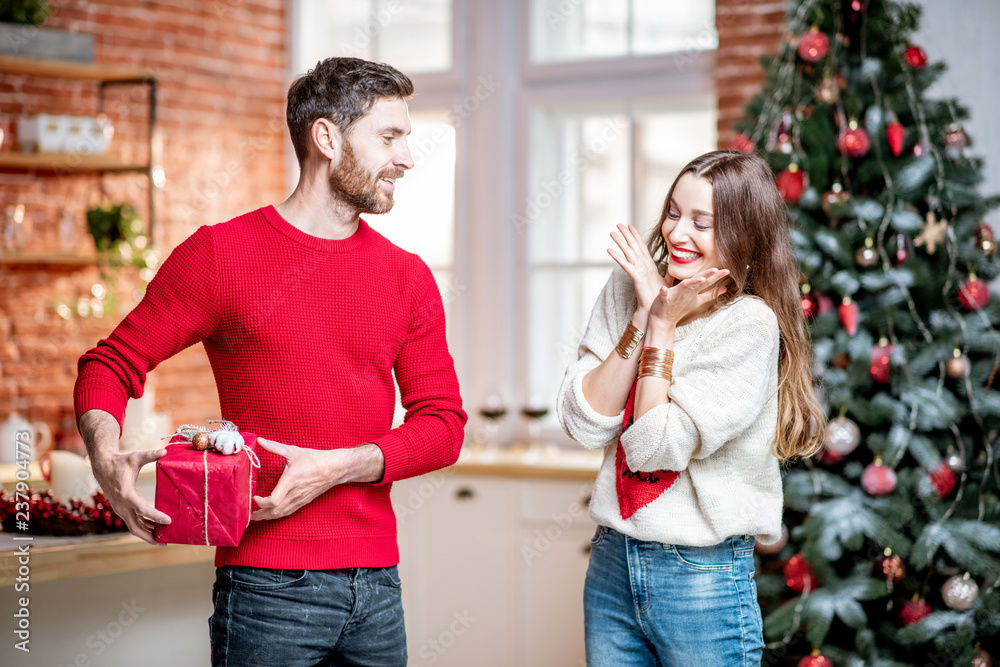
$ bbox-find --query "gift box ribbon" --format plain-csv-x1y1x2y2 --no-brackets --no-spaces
198,445,260,546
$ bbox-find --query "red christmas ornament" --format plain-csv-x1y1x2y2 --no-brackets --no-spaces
929,462,956,499
886,120,905,156
776,164,806,203
801,284,818,319
838,121,871,157
891,233,913,266
905,44,928,69
784,553,819,593
797,27,830,62
798,652,834,667
819,448,845,465
973,649,993,667
801,293,818,319
870,338,892,383
731,133,756,154
839,296,859,335
817,293,835,315
900,597,931,625
958,277,990,310
862,460,897,496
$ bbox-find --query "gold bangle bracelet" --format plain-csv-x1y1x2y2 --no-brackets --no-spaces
615,321,645,360
638,347,674,381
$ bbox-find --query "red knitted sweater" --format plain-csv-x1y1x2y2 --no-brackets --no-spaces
73,205,467,569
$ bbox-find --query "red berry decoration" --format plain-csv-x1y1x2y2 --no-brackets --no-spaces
776,164,806,203
862,459,897,496
929,462,956,499
731,133,755,154
838,121,871,157
839,296,859,336
886,120,905,156
870,338,892,384
797,27,830,62
798,651,834,667
958,276,990,310
784,553,819,593
901,597,931,625
875,549,906,583
905,44,928,69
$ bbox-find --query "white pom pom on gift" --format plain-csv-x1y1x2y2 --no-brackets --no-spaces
208,430,244,455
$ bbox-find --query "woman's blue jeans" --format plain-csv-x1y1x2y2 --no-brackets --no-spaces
584,526,764,667
209,565,407,667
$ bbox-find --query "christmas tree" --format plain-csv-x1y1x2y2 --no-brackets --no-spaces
731,1,1000,665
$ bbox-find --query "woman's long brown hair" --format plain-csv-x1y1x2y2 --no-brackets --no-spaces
648,150,825,463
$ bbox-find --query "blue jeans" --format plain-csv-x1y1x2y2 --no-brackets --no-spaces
584,526,763,667
209,565,407,667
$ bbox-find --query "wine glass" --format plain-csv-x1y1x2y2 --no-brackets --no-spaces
474,393,507,451
520,400,550,449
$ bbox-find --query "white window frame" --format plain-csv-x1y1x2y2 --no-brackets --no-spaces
288,0,717,447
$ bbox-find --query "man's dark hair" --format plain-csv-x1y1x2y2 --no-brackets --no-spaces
286,57,414,165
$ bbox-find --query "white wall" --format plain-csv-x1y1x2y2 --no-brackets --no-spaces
916,0,1000,215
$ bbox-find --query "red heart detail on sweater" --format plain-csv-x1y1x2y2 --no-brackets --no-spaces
615,380,680,520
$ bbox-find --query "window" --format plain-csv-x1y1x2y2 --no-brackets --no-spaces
524,100,717,432
292,0,718,445
297,0,454,74
368,113,459,330
530,0,717,63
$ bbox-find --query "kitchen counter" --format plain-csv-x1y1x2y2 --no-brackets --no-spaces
0,445,602,585
451,444,602,480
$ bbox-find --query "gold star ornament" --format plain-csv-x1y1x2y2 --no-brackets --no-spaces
914,211,949,255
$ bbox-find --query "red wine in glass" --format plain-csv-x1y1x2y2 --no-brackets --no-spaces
479,406,508,421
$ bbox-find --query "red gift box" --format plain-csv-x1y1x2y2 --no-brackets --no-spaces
153,433,259,547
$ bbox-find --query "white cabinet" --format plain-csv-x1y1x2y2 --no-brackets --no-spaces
392,472,596,667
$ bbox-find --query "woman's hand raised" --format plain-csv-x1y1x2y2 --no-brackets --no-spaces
648,268,731,330
607,224,669,329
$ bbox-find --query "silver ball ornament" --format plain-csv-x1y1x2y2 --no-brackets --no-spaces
824,416,861,455
941,573,978,611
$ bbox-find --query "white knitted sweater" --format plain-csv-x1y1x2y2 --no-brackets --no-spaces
556,266,784,546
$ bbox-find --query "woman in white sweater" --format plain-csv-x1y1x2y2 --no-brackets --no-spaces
557,150,825,666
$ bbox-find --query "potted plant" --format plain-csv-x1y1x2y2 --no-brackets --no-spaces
0,0,49,25
86,201,152,269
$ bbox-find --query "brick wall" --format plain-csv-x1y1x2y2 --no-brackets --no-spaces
0,0,288,441
716,0,788,149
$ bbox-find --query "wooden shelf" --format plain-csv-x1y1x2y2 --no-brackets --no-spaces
0,533,214,584
0,151,149,173
0,54,152,83
0,253,97,266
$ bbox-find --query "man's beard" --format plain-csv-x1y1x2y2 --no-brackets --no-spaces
328,140,400,215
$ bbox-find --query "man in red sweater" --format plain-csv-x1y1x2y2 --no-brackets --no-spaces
74,58,467,666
